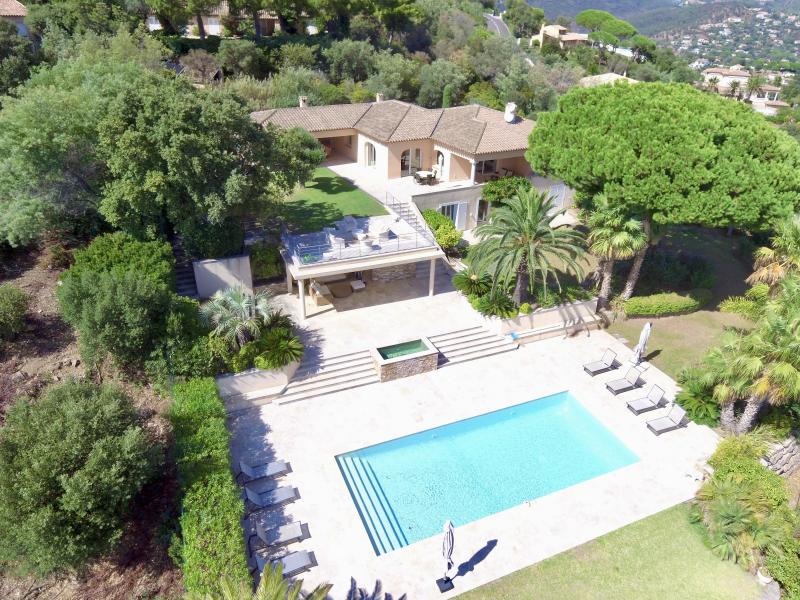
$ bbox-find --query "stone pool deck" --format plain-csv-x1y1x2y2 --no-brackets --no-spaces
228,331,719,599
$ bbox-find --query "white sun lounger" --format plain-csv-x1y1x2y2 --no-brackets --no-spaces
255,550,316,578
583,349,620,376
606,366,643,395
627,385,666,415
245,485,298,509
647,404,687,435
238,459,290,483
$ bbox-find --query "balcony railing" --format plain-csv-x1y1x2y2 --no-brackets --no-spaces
285,230,436,267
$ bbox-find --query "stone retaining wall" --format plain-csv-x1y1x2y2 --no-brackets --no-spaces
763,437,800,476
370,263,416,282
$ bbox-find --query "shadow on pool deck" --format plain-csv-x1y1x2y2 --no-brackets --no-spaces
456,539,498,578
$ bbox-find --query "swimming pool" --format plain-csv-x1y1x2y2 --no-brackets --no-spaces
336,391,638,555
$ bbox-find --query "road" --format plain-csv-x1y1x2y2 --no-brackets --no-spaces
483,12,511,38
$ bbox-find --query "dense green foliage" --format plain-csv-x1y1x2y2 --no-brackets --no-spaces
624,290,711,317
169,378,249,594
676,367,720,426
0,381,160,576
0,283,27,342
422,208,462,251
453,267,492,296
481,176,531,206
472,287,518,318
249,242,284,280
0,20,38,101
720,283,770,322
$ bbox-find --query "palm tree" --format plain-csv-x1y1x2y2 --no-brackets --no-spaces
185,564,331,600
746,214,800,291
728,80,741,99
587,207,647,309
745,74,766,101
471,187,587,305
200,286,273,350
707,75,720,94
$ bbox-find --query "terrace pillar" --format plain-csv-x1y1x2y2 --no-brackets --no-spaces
286,269,293,294
428,259,436,296
470,160,476,183
298,278,306,321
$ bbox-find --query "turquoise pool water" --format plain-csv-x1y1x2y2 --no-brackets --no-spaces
336,391,638,555
377,339,428,360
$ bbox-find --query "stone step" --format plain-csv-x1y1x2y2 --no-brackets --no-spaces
293,350,373,377
428,326,486,344
441,337,517,358
439,342,518,367
286,363,377,392
431,330,497,350
277,373,380,405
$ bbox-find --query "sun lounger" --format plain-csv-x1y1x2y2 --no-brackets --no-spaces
626,385,666,415
583,349,620,376
258,521,305,547
606,366,643,395
254,550,315,578
238,459,290,483
647,404,687,435
245,485,298,510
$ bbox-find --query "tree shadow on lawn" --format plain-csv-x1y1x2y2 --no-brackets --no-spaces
281,199,345,234
311,174,360,196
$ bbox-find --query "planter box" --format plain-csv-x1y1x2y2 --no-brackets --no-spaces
216,361,299,412
474,297,601,336
370,337,439,382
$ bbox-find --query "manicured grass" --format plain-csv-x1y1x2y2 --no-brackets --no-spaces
609,226,755,378
282,167,386,233
459,504,761,600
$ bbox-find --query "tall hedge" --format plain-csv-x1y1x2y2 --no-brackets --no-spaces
169,378,249,593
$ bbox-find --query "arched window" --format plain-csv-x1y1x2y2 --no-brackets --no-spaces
400,148,422,176
365,142,376,167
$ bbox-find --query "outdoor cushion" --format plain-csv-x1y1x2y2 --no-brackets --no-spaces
257,521,304,547
583,349,619,376
626,385,665,415
605,367,643,395
646,404,687,435
254,550,315,578
246,485,298,508
239,459,290,482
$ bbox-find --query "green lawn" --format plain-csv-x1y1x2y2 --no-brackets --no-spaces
609,227,755,378
281,167,386,233
458,504,761,600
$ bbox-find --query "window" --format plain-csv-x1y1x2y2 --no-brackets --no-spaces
440,203,457,223
365,142,376,167
400,148,422,176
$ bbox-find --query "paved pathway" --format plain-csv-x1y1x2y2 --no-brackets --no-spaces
483,13,511,38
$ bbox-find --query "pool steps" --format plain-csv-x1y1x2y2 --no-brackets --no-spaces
337,454,408,554
277,327,518,404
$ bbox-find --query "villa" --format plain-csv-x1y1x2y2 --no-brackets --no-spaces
702,67,790,116
0,0,28,36
532,24,589,50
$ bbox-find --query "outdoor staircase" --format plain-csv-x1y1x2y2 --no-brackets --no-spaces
429,326,519,367
277,349,380,405
336,453,409,555
385,192,436,244
172,237,199,299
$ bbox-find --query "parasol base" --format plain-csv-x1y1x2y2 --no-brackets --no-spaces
436,577,454,593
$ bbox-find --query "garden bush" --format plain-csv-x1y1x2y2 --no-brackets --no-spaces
229,326,303,372
452,267,492,296
480,176,531,205
636,250,715,293
0,381,161,576
767,537,800,599
676,367,720,426
720,284,769,321
422,209,462,251
169,378,249,594
533,284,593,309
179,217,245,260
624,289,712,317
64,232,175,290
474,288,517,318
0,284,28,341
249,242,283,280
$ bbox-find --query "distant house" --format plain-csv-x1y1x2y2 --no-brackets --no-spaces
579,73,638,88
702,67,790,116
0,0,28,36
532,24,589,50
147,1,279,37
702,67,751,92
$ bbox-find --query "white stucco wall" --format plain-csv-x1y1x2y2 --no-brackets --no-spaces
411,185,484,231
193,255,253,299
356,134,390,179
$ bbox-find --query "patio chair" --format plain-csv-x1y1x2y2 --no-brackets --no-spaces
583,349,620,376
236,458,290,483
646,404,688,435
245,485,298,511
430,164,441,183
605,366,643,395
413,171,426,184
253,550,316,578
626,385,666,415
248,520,305,550
376,226,392,243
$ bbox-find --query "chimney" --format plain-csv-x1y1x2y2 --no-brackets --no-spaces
299,96,308,108
375,92,385,103
504,102,517,123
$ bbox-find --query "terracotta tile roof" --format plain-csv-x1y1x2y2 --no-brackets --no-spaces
252,100,535,156
0,0,26,17
560,33,588,41
761,84,781,92
766,100,790,107
579,73,638,88
704,67,750,77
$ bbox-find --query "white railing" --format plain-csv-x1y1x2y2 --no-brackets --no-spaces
289,230,435,266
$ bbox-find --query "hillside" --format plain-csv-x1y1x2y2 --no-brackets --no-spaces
530,0,677,21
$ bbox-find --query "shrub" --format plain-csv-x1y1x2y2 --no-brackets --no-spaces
0,284,28,341
249,242,283,280
720,284,769,321
422,209,462,251
475,288,517,318
64,232,175,290
636,250,715,294
533,285,593,309
217,39,268,78
624,289,711,317
452,267,492,296
767,537,800,599
254,332,304,370
676,367,720,426
179,217,244,260
0,381,160,576
169,379,249,594
519,302,533,315
481,176,531,206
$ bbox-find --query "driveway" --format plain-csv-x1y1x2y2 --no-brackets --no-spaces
484,12,511,38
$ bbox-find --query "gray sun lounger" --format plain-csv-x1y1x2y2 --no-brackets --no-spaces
606,366,643,395
237,458,290,483
583,349,620,376
254,550,315,578
258,521,305,547
647,404,688,435
245,485,298,509
627,385,666,415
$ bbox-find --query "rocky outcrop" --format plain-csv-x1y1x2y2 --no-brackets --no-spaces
763,437,800,476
